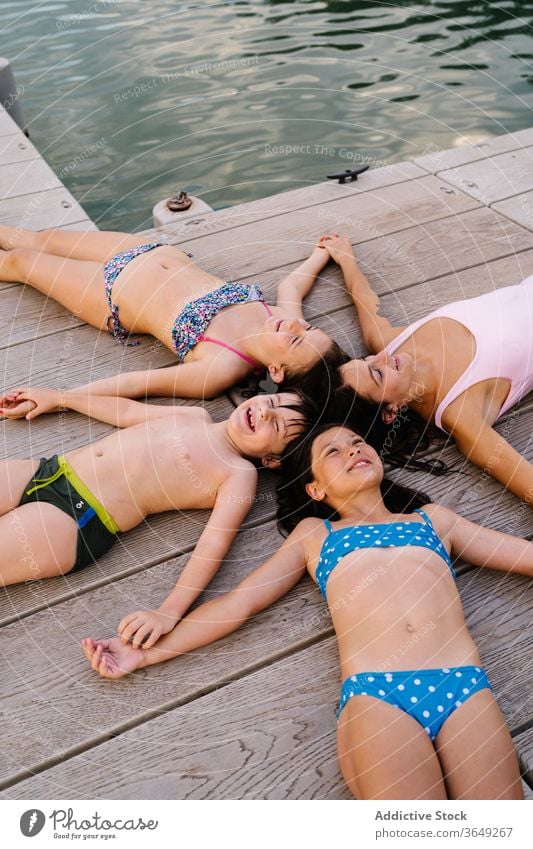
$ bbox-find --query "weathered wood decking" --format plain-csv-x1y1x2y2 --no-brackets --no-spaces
0,103,532,798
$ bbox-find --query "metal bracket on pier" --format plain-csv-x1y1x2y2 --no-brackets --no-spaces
326,165,369,184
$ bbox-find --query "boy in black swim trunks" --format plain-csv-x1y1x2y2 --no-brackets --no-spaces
0,386,314,648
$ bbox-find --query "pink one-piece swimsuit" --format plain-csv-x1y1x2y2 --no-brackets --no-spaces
384,275,533,432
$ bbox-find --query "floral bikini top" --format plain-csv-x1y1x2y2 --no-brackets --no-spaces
171,282,273,374
103,241,272,374
315,508,456,599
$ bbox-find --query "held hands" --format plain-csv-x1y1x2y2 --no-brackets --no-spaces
319,233,356,266
0,386,62,420
82,637,144,679
118,608,179,649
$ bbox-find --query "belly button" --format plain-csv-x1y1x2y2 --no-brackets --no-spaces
406,624,415,633
96,451,103,457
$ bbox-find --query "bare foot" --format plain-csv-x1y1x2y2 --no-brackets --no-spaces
0,248,18,283
0,223,35,251
82,636,145,679
0,225,18,251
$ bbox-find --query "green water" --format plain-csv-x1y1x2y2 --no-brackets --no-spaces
2,0,533,230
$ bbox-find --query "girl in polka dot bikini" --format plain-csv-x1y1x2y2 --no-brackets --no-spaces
82,423,532,799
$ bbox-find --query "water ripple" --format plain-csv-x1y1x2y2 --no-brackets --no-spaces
3,0,533,229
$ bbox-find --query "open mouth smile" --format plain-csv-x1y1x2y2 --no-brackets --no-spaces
245,407,256,432
349,459,371,470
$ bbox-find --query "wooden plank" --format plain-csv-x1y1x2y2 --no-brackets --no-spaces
0,323,176,406
0,640,346,800
492,192,533,233
0,286,86,347
59,220,98,232
0,107,20,137
414,128,533,174
0,132,40,166
4,669,532,800
437,146,533,206
513,729,533,786
521,778,533,799
137,161,427,244
4,641,533,800
140,182,486,285
0,159,62,200
3,558,532,797
152,206,533,304
0,186,93,230
0,512,531,791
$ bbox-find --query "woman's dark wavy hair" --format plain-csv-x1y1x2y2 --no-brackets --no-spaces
283,338,349,384
276,421,432,536
284,344,448,477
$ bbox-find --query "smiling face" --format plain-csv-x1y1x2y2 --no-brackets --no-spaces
339,350,413,415
306,426,384,505
228,392,308,465
261,316,333,382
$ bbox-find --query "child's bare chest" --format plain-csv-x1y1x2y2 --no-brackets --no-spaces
70,420,235,514
133,422,235,508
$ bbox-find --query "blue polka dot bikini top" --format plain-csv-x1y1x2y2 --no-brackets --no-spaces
315,508,456,599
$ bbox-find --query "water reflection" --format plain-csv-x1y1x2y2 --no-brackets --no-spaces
3,0,532,229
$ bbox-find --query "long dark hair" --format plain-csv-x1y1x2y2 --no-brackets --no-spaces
283,338,351,392
277,421,431,535
287,351,448,477
283,338,351,384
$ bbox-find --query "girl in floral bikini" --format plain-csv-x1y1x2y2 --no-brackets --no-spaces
0,224,339,404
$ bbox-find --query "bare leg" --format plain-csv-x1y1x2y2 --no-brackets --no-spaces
0,224,145,263
0,248,109,329
0,458,39,515
436,690,523,799
0,502,78,585
337,695,448,799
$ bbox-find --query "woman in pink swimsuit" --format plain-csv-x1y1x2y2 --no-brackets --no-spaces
0,224,339,404
299,235,533,505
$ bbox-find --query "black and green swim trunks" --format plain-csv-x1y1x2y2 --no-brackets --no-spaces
20,454,120,572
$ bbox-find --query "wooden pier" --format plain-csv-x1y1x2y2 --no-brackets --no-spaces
0,101,532,798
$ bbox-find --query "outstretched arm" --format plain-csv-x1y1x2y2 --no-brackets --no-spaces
117,468,258,648
451,420,533,506
275,236,332,318
82,521,312,678
75,358,234,400
432,504,533,577
324,235,404,351
0,386,207,428
0,359,235,421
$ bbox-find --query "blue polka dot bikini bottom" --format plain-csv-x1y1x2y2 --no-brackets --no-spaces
338,666,492,741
